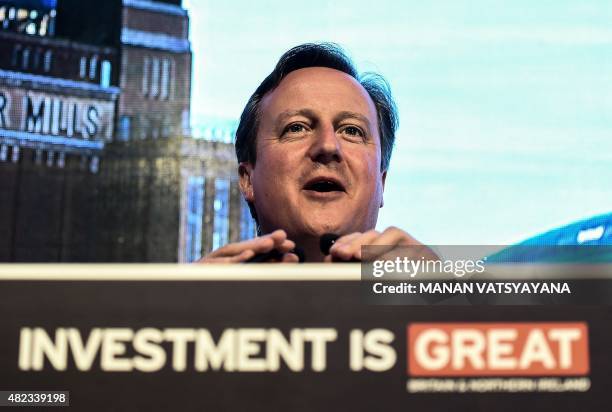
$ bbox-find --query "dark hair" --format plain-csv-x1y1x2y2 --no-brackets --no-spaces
235,43,399,226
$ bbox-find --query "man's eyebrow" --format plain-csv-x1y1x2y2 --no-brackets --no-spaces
334,111,372,129
274,109,317,127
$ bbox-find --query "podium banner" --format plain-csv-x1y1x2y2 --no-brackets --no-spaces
0,264,610,411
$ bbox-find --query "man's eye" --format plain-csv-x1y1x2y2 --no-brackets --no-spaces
284,123,306,134
341,126,365,138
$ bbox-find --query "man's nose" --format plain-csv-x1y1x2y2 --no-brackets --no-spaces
307,123,343,164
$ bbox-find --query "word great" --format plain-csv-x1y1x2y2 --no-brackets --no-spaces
408,322,589,376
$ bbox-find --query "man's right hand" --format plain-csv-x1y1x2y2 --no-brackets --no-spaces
197,229,299,263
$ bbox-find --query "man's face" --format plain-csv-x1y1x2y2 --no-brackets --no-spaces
240,67,386,241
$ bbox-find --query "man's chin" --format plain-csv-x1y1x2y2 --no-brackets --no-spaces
299,219,347,238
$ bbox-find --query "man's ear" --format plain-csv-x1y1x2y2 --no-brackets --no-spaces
380,170,387,208
238,162,255,202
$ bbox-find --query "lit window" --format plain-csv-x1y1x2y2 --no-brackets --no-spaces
48,9,55,36
89,55,98,80
0,93,7,128
39,14,48,36
118,116,131,141
142,56,150,96
79,56,86,78
169,59,176,100
0,144,7,162
90,156,99,174
11,145,20,163
21,47,30,69
150,58,160,98
57,151,65,168
46,151,54,167
185,176,205,262
181,110,190,135
212,178,230,251
43,50,52,72
100,60,112,87
160,58,170,100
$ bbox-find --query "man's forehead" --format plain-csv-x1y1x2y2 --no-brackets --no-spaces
260,67,377,119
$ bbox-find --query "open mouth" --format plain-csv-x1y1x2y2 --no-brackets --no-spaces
303,178,346,193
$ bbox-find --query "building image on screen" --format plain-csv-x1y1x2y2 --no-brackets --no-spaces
0,0,255,263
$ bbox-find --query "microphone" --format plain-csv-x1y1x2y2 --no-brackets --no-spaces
292,247,306,263
320,233,340,255
246,247,305,263
246,232,340,263
320,233,360,262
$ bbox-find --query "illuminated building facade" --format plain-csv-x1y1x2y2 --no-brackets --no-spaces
0,0,255,262
0,0,118,261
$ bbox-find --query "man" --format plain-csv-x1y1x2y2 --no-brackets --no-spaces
201,43,434,263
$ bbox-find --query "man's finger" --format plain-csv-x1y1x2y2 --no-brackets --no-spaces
328,232,362,258
330,230,380,261
368,226,407,246
331,232,362,249
281,253,300,263
270,229,291,248
358,227,408,260
276,238,297,254
367,227,439,261
227,249,256,263
210,237,271,257
214,230,288,257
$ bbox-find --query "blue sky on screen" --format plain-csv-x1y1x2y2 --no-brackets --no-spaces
183,0,612,245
